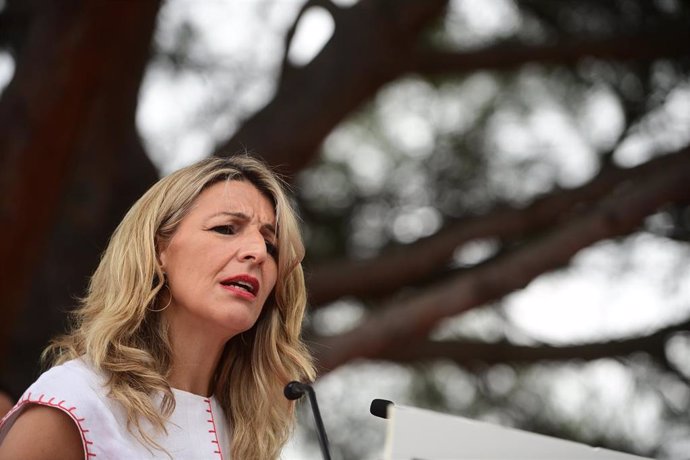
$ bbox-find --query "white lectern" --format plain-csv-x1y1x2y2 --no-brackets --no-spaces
383,404,651,460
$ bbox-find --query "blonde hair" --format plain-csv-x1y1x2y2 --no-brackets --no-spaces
45,155,315,459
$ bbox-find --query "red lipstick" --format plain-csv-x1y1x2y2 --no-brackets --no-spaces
220,274,260,300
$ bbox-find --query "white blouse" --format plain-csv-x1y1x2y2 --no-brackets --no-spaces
0,359,232,459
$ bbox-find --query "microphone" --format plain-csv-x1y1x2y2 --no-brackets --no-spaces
284,381,331,460
284,381,310,400
370,398,393,419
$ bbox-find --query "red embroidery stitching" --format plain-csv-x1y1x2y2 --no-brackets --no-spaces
0,392,96,458
204,398,224,459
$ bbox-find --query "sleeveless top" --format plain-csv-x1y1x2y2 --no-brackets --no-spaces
0,359,231,459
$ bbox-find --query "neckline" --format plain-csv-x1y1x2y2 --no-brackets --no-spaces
171,387,214,402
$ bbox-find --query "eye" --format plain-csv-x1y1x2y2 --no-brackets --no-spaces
211,225,236,235
265,241,278,258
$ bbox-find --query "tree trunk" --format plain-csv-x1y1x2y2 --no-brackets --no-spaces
0,0,161,393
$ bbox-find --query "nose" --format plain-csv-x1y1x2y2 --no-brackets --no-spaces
237,229,268,264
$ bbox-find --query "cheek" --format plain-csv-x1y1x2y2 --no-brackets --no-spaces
257,264,278,306
267,261,279,291
163,238,207,273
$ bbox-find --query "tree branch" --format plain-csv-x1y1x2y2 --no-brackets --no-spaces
0,0,32,52
379,319,690,368
277,0,340,87
306,147,690,307
311,151,690,372
410,26,690,75
217,1,690,180
215,0,449,177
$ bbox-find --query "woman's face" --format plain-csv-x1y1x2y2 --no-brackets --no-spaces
159,179,279,340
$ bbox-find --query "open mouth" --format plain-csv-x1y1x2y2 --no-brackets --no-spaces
220,275,259,296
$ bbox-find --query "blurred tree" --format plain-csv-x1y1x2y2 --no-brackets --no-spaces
1,0,689,457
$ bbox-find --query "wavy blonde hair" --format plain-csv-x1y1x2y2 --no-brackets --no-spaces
45,155,315,459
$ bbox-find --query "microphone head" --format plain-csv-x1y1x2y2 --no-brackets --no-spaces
284,381,307,400
370,399,393,419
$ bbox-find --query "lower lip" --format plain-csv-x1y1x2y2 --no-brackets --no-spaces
220,284,256,300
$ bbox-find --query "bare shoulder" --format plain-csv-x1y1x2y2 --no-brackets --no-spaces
0,404,83,460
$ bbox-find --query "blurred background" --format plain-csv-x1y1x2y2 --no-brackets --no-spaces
1,0,690,458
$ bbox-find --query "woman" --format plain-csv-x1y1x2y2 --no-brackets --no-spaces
0,155,315,459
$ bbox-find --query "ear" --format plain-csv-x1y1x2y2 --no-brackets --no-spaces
157,240,170,273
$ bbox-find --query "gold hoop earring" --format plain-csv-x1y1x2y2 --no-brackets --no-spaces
150,283,172,312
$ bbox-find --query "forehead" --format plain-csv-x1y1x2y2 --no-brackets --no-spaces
191,179,276,223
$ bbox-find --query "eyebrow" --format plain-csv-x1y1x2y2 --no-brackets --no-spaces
211,211,276,238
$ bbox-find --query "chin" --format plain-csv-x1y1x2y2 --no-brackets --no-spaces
218,314,261,339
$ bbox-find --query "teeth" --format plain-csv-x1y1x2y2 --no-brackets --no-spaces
229,281,253,293
237,282,251,292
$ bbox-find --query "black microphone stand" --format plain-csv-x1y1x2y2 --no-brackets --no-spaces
284,381,332,460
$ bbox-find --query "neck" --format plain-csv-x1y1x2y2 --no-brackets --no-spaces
164,311,229,397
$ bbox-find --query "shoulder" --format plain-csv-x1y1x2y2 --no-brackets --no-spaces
0,404,83,460
8,358,106,419
33,358,105,391
0,359,105,458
